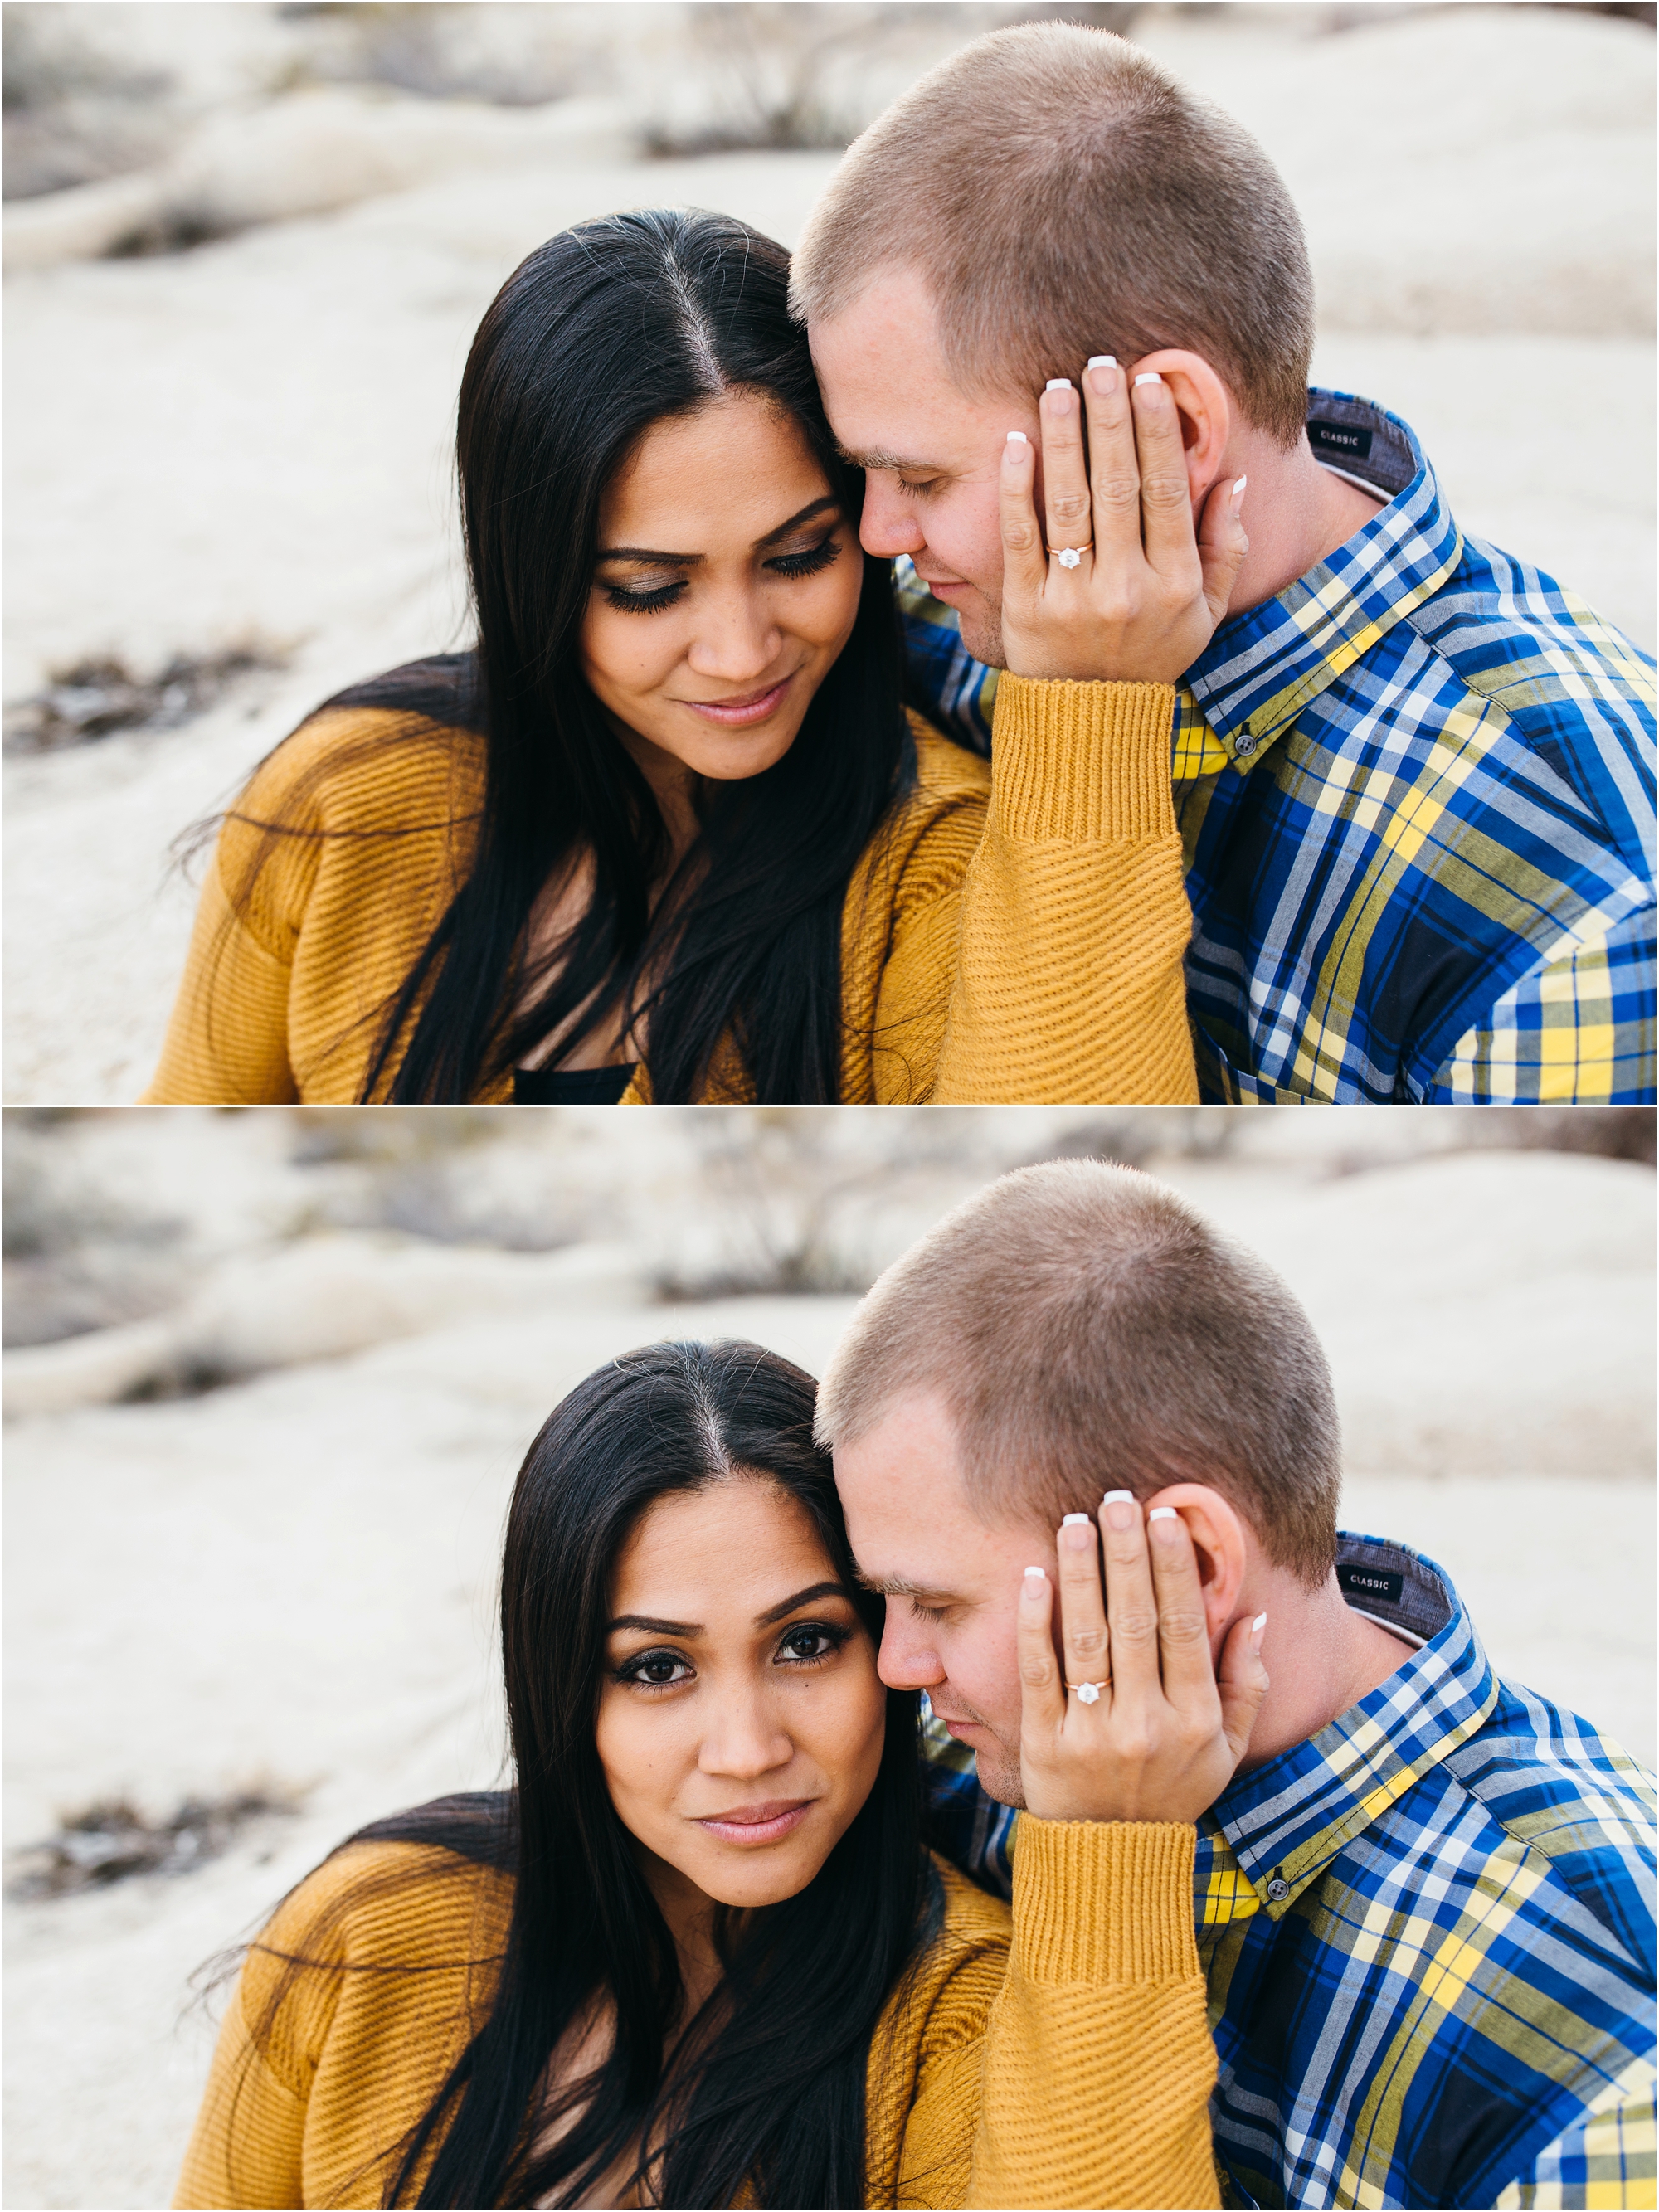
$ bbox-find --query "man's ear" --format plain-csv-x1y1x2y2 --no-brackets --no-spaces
1144,1482,1248,1653
1128,349,1233,513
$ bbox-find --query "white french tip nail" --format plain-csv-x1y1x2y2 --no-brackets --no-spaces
1005,430,1028,444
1252,1612,1268,1632
1087,354,1117,368
1134,372,1164,386
1101,1490,1136,1506
1147,1506,1179,1522
1044,377,1073,391
1061,1512,1092,1525
1024,1566,1048,1582
1233,474,1248,494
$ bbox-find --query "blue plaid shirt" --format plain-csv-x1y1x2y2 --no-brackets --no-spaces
898,390,1657,1102
921,1534,1657,2210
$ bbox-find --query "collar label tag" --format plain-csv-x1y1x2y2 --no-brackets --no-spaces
1308,420,1374,459
1338,1562,1404,1605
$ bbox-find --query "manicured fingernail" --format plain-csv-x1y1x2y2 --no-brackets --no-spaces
1102,1490,1135,1506
1087,354,1117,368
1134,372,1163,387
1250,1611,1268,1652
1147,1506,1178,1520
1024,1566,1048,1588
1102,1495,1136,1532
1233,475,1248,495
1044,377,1073,390
1059,1518,1092,1551
1005,431,1029,456
1044,382,1073,414
1148,1506,1180,1543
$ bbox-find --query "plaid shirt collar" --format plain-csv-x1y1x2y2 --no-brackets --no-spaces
1172,392,1466,781
1200,1534,1500,1924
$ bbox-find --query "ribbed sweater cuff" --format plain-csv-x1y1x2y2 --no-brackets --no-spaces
1012,1817,1199,1985
991,675,1177,843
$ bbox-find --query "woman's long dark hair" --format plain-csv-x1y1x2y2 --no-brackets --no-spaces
299,209,911,1102
321,1340,932,2206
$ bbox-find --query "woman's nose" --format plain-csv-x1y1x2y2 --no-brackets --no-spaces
684,596,782,683
697,1690,795,1779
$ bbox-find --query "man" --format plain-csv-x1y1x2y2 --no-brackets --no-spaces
791,22,1657,1104
818,1159,1656,2210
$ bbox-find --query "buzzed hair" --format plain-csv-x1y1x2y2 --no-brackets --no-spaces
791,22,1316,449
815,1159,1340,1587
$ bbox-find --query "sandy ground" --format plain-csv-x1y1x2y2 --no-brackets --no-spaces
4,1111,1653,2209
4,2,1653,1105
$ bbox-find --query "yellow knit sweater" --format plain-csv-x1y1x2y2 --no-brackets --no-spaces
175,1817,1217,2210
143,678,1196,1105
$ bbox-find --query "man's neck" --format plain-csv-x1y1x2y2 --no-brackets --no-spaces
1219,433,1386,620
1235,1571,1416,1773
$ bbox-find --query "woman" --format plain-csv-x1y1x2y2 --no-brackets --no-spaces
144,208,1243,1105
176,1339,1265,2209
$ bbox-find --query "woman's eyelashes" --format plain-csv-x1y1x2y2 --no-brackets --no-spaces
611,1620,853,1692
602,577,686,615
766,535,843,581
615,1646,695,1689
598,534,842,615
774,1621,853,1666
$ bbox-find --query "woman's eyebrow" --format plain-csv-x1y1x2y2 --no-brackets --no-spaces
595,547,704,567
597,496,840,568
609,1613,703,1636
754,494,839,547
753,1579,851,1627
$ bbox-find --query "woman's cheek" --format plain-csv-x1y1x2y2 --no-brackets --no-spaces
580,603,680,707
825,1650,888,1796
819,561,864,650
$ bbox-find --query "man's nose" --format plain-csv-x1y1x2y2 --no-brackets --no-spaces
858,477,926,560
877,1612,946,1693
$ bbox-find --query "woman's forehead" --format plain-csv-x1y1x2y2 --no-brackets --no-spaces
611,1478,835,1621
601,391,830,548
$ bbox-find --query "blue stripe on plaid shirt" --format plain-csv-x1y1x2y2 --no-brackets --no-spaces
894,389,1657,1102
920,1534,1657,2210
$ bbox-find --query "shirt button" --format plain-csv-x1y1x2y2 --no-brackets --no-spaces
1234,733,1258,758
1267,1878,1291,1903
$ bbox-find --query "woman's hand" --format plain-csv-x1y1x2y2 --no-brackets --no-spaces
998,362,1248,684
1017,1494,1268,1824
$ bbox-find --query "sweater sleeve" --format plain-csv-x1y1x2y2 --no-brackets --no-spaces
141,852,300,1103
928,676,1198,1102
894,1821,1218,2211
173,1983,310,2210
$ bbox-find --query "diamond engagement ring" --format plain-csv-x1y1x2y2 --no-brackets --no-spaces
1068,1680,1107,1704
1051,545,1091,569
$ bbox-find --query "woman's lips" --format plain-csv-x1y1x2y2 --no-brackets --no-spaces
680,675,792,727
692,1798,815,1845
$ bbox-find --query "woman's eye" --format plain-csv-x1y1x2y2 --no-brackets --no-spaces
776,1622,848,1665
601,579,687,615
620,1649,693,1688
766,536,841,581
